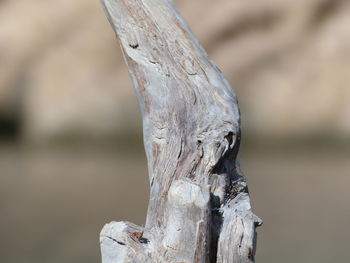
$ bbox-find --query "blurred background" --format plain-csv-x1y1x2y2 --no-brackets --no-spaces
0,0,349,262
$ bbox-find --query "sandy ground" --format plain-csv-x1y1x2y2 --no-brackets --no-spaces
0,143,349,263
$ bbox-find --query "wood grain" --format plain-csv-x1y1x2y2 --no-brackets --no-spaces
99,0,261,262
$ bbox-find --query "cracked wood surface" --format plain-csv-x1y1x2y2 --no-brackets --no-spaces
99,0,261,262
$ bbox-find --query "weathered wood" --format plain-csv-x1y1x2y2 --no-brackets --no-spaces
99,0,262,262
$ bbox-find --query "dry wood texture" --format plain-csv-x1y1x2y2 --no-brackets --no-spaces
99,0,261,262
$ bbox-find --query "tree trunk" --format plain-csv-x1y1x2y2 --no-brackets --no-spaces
99,0,262,262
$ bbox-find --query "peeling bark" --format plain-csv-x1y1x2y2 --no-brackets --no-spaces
99,0,261,262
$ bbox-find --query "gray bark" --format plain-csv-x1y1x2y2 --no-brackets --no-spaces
99,0,262,262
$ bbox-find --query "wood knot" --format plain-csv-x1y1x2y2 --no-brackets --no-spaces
131,231,149,244
131,231,143,240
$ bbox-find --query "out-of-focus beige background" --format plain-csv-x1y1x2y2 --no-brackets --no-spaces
0,0,349,262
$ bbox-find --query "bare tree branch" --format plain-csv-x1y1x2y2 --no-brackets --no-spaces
99,0,262,262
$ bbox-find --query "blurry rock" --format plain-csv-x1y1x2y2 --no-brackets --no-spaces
0,0,349,141
0,0,140,140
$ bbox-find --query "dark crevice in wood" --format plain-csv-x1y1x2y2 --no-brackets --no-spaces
129,43,139,49
208,129,245,261
209,193,223,263
105,236,126,246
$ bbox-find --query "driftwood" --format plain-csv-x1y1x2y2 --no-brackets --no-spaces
99,0,262,262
